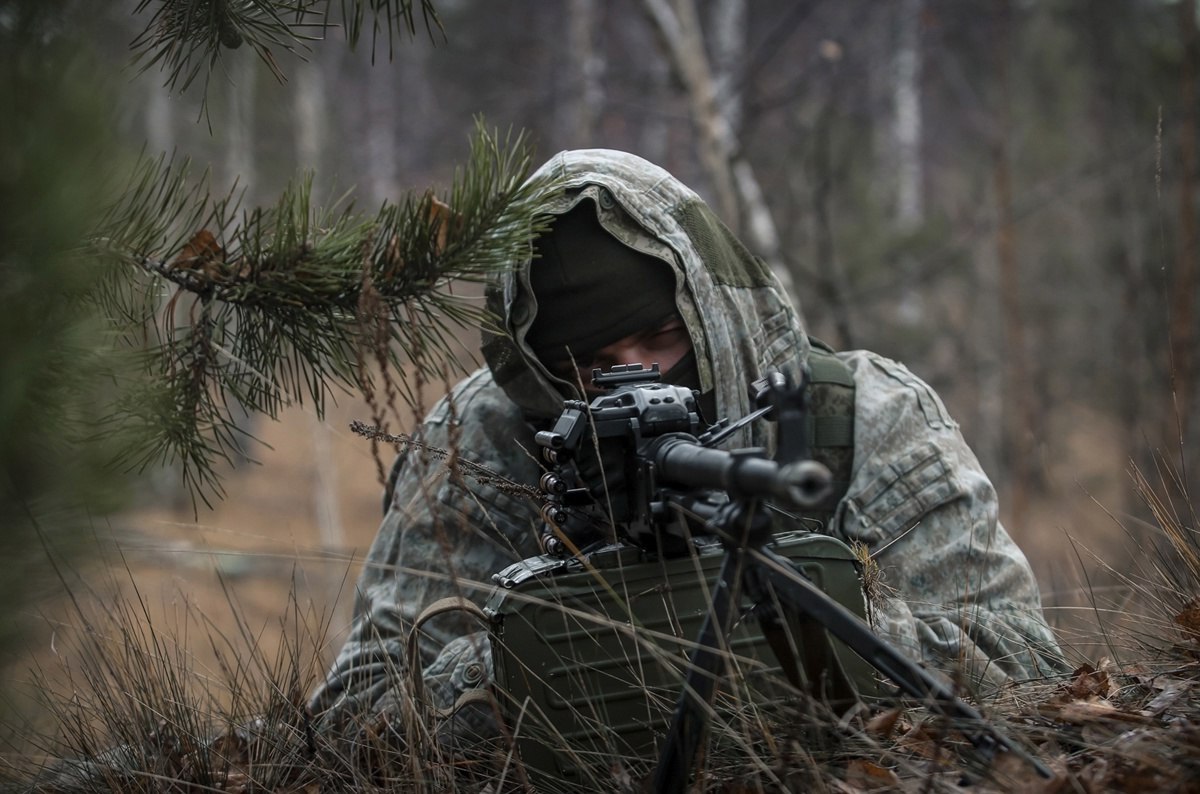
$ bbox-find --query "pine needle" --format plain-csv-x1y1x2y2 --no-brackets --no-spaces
130,0,443,102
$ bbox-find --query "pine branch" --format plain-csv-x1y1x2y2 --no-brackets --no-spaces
130,0,443,97
91,124,554,507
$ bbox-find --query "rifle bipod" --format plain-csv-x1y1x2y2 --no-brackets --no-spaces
649,500,1053,793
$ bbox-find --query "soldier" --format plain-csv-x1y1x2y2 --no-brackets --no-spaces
308,149,1066,746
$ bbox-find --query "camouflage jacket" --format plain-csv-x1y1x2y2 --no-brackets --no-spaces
309,150,1066,718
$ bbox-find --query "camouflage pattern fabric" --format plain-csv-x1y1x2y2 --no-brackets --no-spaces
308,149,1068,732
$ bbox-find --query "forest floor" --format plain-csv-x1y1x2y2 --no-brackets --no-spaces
5,397,1198,792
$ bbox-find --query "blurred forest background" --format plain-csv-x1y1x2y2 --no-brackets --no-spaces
3,0,1199,744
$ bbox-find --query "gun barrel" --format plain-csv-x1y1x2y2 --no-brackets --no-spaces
649,434,832,509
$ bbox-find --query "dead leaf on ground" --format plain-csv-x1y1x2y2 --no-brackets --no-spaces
1065,663,1115,701
990,749,1068,794
864,707,904,739
1174,597,1200,642
844,759,900,790
896,722,946,762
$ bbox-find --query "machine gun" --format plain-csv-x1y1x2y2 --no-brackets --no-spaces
532,363,832,558
486,363,1051,790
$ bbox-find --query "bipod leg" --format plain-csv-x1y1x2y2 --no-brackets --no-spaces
749,546,1053,779
652,549,744,794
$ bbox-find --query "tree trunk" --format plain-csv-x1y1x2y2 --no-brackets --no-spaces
295,58,325,188
224,49,259,466
812,78,856,349
970,235,1005,481
1170,0,1198,448
226,49,256,200
145,79,174,158
992,0,1034,529
894,0,924,229
294,52,345,553
366,58,401,203
640,46,671,165
143,75,191,511
709,0,746,133
707,0,783,277
564,0,605,145
640,0,737,223
638,0,793,296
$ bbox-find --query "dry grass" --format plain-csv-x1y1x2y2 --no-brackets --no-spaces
4,404,1200,792
7,504,1198,793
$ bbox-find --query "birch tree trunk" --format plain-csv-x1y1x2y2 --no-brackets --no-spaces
564,0,605,146
640,0,735,220
640,48,671,165
366,65,398,204
143,71,190,510
294,53,345,553
639,0,792,295
295,58,325,190
226,49,257,200
709,0,745,133
224,49,260,466
894,0,924,229
145,79,175,158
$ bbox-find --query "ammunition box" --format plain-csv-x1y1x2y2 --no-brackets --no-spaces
484,531,879,784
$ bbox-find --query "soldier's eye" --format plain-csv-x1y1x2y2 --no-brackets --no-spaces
646,317,687,347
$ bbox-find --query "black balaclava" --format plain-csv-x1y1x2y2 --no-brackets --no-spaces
526,200,678,367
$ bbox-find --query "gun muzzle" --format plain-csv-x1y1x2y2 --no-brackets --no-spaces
776,460,834,508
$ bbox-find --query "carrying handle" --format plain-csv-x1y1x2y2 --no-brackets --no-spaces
406,596,494,720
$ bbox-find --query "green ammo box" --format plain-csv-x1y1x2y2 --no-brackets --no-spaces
483,530,880,785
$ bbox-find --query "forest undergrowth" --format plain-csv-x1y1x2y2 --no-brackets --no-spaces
3,457,1200,794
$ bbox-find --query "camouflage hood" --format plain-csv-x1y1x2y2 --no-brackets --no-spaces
481,149,811,449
